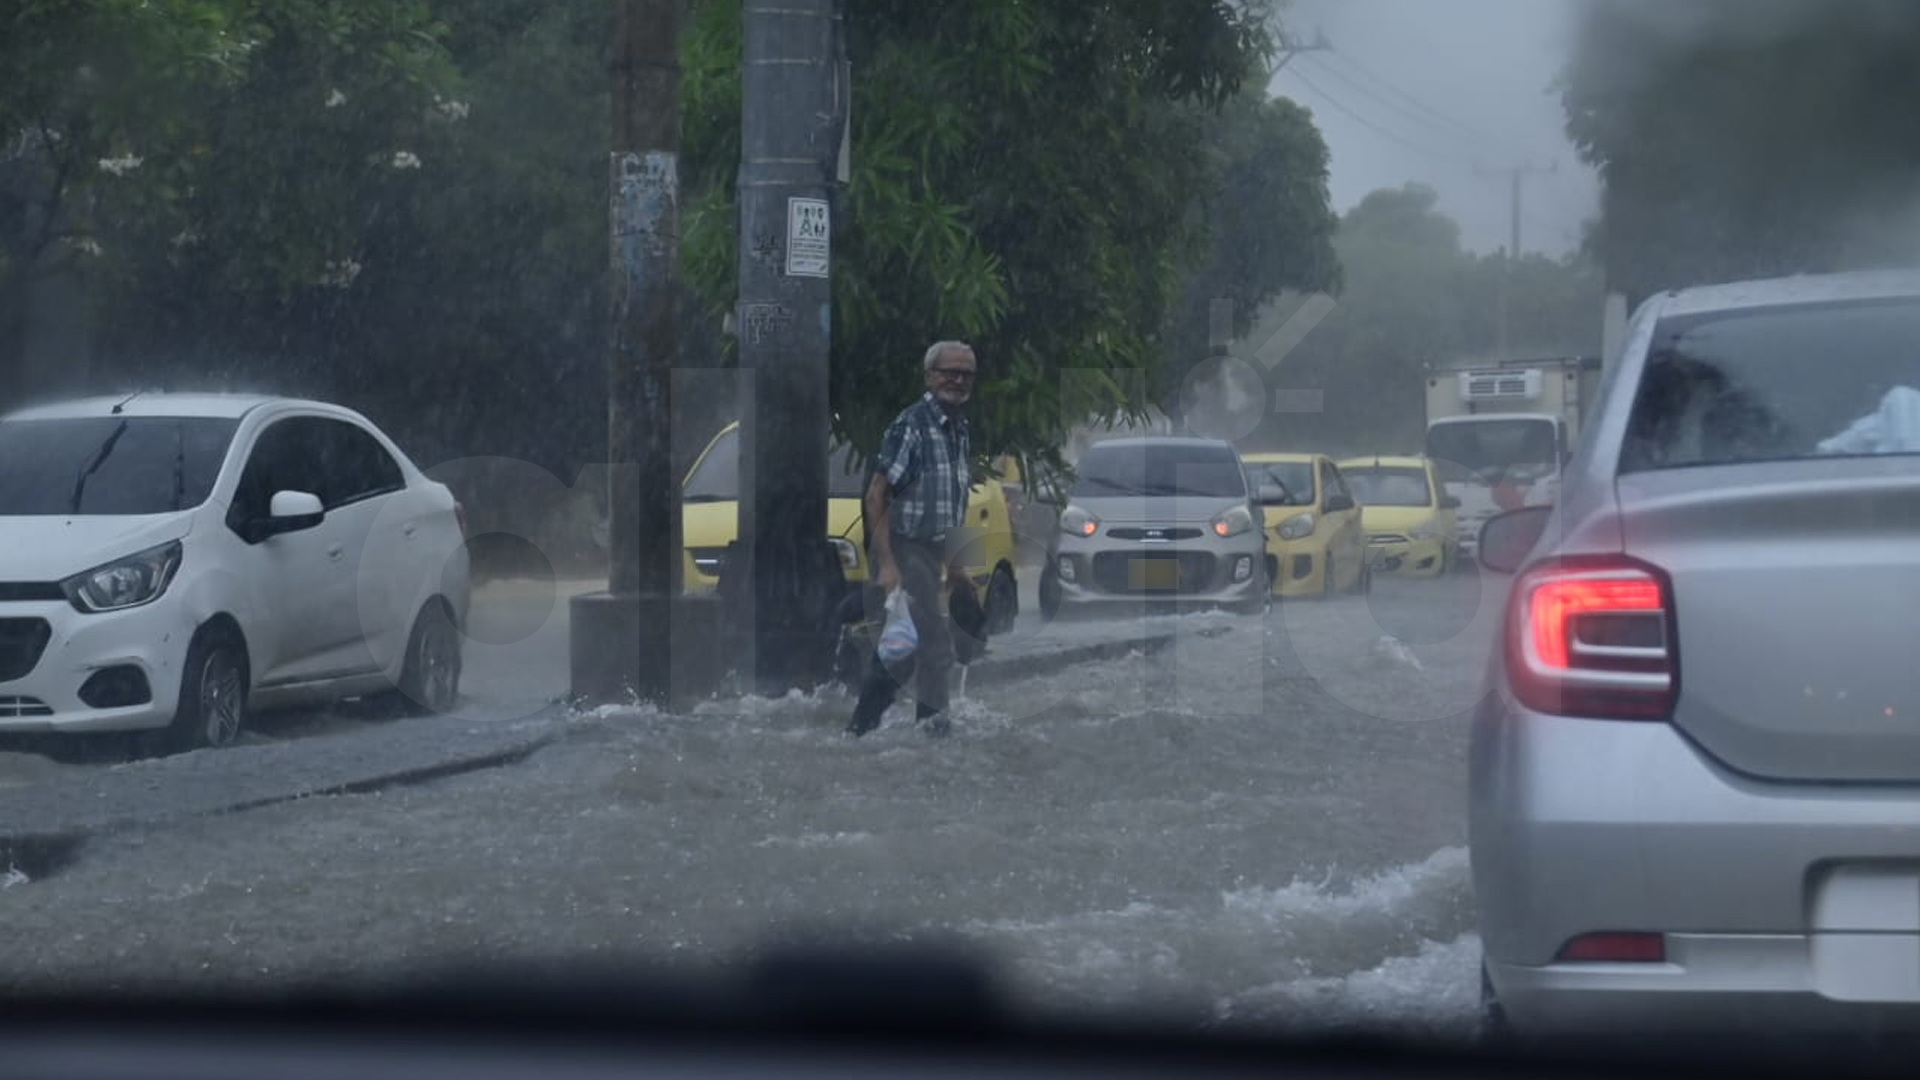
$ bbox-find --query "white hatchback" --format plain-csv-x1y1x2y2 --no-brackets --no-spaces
0,393,470,751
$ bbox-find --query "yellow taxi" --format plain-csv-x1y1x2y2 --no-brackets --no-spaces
1336,455,1460,577
680,422,1021,631
1241,452,1369,598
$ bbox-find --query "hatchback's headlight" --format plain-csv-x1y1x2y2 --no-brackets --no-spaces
63,541,183,613
1060,506,1100,537
1211,505,1253,538
1278,512,1317,541
1409,519,1439,541
829,537,860,570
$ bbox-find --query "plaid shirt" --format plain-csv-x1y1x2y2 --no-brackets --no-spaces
874,392,970,541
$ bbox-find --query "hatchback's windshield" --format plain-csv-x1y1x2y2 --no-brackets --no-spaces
1621,300,1920,472
683,428,872,501
1343,466,1432,507
0,417,238,515
1425,420,1559,484
1243,462,1315,505
1073,443,1247,499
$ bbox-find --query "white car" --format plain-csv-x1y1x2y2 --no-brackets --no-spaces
0,393,470,751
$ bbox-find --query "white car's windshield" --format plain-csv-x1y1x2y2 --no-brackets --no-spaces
0,417,237,516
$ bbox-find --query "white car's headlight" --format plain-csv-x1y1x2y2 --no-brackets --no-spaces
829,537,859,570
1060,506,1100,537
1211,505,1253,538
63,541,183,613
1277,512,1317,541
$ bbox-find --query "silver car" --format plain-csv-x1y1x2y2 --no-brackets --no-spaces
1042,437,1268,617
1472,269,1920,1037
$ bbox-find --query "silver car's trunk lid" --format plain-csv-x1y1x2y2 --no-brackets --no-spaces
1616,458,1920,782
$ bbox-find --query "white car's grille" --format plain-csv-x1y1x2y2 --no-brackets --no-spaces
0,696,53,718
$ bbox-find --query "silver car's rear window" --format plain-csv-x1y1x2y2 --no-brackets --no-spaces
1620,298,1920,472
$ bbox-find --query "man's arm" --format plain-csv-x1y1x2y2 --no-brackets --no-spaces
865,471,898,591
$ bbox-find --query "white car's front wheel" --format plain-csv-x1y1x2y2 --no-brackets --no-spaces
169,629,248,752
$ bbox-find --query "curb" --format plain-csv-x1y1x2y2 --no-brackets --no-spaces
961,625,1224,685
0,707,572,870
0,626,1233,867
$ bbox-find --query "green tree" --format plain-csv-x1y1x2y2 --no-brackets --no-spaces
681,0,1331,477
1246,183,1601,455
1,0,457,396
1561,0,1920,305
1161,77,1342,402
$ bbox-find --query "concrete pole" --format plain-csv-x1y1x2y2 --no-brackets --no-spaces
732,0,847,693
570,0,682,706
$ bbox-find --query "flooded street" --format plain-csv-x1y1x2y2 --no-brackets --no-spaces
0,570,1503,1043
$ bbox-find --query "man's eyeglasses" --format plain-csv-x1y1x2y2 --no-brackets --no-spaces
931,367,977,383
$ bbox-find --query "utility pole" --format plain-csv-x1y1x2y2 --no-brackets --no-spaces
571,0,681,705
732,0,848,693
1479,161,1555,357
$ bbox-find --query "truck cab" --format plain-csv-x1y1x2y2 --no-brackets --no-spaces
1422,356,1599,559
1424,413,1569,560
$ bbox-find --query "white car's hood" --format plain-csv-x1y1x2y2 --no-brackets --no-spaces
0,513,195,582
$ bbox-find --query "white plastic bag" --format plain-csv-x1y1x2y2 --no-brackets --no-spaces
876,587,918,663
1819,386,1920,455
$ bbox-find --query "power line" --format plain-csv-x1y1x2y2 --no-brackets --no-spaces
1316,48,1504,150
1280,64,1483,170
1297,52,1503,163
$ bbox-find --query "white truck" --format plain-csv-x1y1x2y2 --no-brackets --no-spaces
1422,354,1605,560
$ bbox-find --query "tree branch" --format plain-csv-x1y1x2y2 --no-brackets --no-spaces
24,112,76,267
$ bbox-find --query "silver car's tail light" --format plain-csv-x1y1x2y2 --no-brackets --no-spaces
1507,559,1676,721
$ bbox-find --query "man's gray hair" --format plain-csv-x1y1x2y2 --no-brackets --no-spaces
923,340,972,371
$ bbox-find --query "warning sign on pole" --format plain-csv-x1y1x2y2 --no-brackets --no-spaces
786,197,830,278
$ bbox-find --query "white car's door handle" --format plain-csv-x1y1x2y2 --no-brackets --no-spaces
327,543,345,561
403,523,417,539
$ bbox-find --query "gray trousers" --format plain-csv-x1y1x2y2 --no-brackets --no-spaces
847,536,952,734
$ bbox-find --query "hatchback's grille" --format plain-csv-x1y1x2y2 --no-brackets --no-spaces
0,696,52,718
1107,527,1204,542
0,619,51,682
1091,552,1217,594
1369,534,1412,545
0,583,63,602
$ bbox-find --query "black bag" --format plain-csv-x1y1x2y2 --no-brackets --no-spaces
950,579,989,666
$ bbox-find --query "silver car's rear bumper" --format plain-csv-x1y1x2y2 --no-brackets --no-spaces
1472,690,1920,1034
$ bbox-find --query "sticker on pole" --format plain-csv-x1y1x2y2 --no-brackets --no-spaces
786,197,830,278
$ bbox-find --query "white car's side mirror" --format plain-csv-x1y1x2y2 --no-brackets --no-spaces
265,490,326,536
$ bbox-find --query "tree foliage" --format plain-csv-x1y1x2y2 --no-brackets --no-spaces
1,0,455,319
1162,78,1342,401
1243,184,1603,455
3,0,1341,550
1561,0,1920,305
682,0,1337,476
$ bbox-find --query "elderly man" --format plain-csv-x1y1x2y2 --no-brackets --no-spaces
846,341,979,738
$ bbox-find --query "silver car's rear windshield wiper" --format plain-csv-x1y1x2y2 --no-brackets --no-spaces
69,419,129,514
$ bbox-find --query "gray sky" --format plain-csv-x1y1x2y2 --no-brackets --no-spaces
1267,0,1600,258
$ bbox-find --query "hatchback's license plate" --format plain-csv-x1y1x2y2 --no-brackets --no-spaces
1130,559,1180,590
